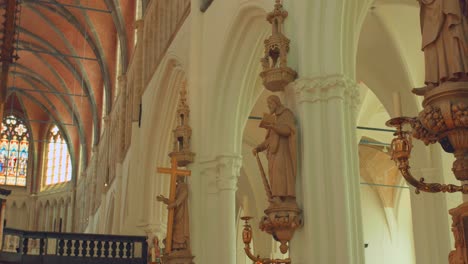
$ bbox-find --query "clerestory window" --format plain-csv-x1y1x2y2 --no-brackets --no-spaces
45,125,72,186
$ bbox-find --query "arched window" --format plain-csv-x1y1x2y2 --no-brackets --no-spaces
0,115,30,186
45,125,72,185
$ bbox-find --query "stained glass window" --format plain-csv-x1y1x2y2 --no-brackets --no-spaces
45,125,72,185
0,115,30,186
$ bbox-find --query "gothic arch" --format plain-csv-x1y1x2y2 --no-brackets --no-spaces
201,3,270,158
135,56,187,229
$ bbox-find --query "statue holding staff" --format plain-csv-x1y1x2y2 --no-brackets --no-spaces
252,95,297,203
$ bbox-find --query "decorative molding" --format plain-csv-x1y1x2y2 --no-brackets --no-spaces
293,75,360,108
200,155,242,192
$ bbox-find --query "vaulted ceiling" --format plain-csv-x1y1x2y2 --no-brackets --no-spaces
0,0,137,169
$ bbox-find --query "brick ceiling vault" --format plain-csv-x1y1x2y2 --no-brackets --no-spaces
0,0,136,172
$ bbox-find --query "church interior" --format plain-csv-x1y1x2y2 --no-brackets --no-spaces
0,0,465,264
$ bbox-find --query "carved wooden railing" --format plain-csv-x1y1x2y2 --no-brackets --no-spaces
0,228,148,264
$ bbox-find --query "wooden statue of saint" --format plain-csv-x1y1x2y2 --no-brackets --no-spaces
417,0,468,91
157,176,190,253
253,95,297,203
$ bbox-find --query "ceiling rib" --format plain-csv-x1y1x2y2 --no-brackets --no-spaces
9,87,88,97
29,2,108,141
17,46,98,61
13,90,77,175
30,0,111,14
26,119,76,126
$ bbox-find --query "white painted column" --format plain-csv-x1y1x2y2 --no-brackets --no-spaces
215,156,242,264
191,155,242,264
289,75,364,264
411,168,452,264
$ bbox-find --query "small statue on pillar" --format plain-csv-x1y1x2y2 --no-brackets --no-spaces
259,0,297,92
170,81,195,167
157,176,191,254
155,80,195,264
252,95,302,255
156,159,194,264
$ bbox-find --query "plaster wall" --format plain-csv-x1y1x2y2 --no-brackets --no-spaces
360,184,415,264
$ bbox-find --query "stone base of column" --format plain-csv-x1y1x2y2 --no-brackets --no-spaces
449,202,468,264
163,250,195,264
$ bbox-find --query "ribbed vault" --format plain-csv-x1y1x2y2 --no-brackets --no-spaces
0,0,137,183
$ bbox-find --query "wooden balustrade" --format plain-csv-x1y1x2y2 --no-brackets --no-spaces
0,228,147,264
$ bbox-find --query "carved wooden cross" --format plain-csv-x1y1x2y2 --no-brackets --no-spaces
157,156,191,253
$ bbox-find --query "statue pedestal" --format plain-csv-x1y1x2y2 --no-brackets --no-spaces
449,202,468,264
163,250,195,264
259,199,303,254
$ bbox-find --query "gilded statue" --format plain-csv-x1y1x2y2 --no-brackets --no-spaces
418,0,468,91
253,95,297,203
157,176,190,252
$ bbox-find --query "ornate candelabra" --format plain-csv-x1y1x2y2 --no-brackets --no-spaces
386,84,468,263
386,84,468,195
240,216,291,264
384,1,468,262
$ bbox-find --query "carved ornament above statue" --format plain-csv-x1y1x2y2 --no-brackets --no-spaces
260,0,297,92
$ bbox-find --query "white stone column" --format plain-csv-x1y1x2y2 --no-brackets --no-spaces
191,155,242,264
215,156,242,264
289,75,364,264
411,168,452,264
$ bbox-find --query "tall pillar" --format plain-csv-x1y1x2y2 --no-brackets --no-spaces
289,75,364,264
215,156,241,264
192,155,242,264
410,168,451,264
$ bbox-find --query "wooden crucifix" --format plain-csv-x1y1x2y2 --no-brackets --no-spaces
157,156,191,254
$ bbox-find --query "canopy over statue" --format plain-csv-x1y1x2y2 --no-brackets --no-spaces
419,0,468,86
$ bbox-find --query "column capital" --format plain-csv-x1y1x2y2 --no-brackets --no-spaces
292,74,360,107
199,155,242,192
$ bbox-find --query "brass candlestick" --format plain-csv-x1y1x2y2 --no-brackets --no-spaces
241,216,291,264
